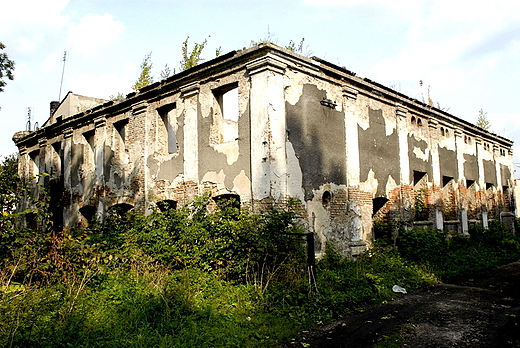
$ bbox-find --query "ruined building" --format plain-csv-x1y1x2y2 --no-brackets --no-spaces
13,43,515,256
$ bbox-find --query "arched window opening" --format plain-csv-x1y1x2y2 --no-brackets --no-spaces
322,191,332,207
79,205,97,223
108,203,133,217
213,194,240,213
157,199,178,212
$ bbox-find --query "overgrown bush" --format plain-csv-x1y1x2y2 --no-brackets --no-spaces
397,224,520,279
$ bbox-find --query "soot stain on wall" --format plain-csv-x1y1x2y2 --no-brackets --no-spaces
483,159,497,185
439,146,457,180
358,108,399,197
408,135,432,180
463,154,478,181
286,84,346,201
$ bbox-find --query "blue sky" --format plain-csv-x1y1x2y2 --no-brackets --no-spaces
1,0,520,175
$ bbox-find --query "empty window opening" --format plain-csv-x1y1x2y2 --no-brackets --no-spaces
322,191,332,207
372,197,389,216
411,116,416,125
114,119,128,143
79,205,97,223
83,130,95,152
157,199,178,212
108,203,134,218
417,118,423,127
211,83,239,144
413,171,427,187
215,84,239,122
51,142,63,176
213,194,240,213
25,212,37,230
442,176,454,188
157,103,178,154
29,150,40,178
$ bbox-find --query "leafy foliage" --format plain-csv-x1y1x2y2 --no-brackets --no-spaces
131,52,154,91
0,42,15,92
476,108,491,130
180,36,207,71
1,158,519,347
397,224,520,279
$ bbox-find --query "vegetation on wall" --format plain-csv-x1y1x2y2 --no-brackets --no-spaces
132,52,154,91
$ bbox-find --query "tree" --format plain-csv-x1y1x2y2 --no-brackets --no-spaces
0,42,15,92
0,154,19,214
132,52,154,91
180,36,207,71
476,108,491,131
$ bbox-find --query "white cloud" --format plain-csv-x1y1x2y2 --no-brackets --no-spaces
1,0,69,29
67,14,126,57
67,61,137,99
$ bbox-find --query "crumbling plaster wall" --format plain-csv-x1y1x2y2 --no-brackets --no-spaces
13,45,515,254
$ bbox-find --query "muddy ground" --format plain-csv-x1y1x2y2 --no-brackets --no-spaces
285,260,520,347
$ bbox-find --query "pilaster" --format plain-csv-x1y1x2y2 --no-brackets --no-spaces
181,82,200,182
247,55,287,201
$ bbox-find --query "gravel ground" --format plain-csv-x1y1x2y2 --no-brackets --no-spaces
284,260,520,348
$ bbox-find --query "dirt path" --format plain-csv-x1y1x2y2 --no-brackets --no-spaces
285,260,520,347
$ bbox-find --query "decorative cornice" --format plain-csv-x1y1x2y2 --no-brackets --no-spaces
63,127,73,139
38,137,48,148
343,85,358,100
180,82,200,99
132,101,148,115
246,55,287,76
395,105,408,118
94,116,107,128
454,128,463,138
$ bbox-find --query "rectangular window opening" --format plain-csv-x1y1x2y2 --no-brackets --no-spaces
157,103,178,154
442,176,453,188
413,171,427,186
83,130,95,153
214,83,239,122
114,119,128,143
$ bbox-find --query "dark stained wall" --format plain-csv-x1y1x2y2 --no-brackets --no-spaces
286,84,346,201
463,154,478,181
483,159,497,185
408,135,432,182
358,108,399,197
439,146,457,180
501,164,511,187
